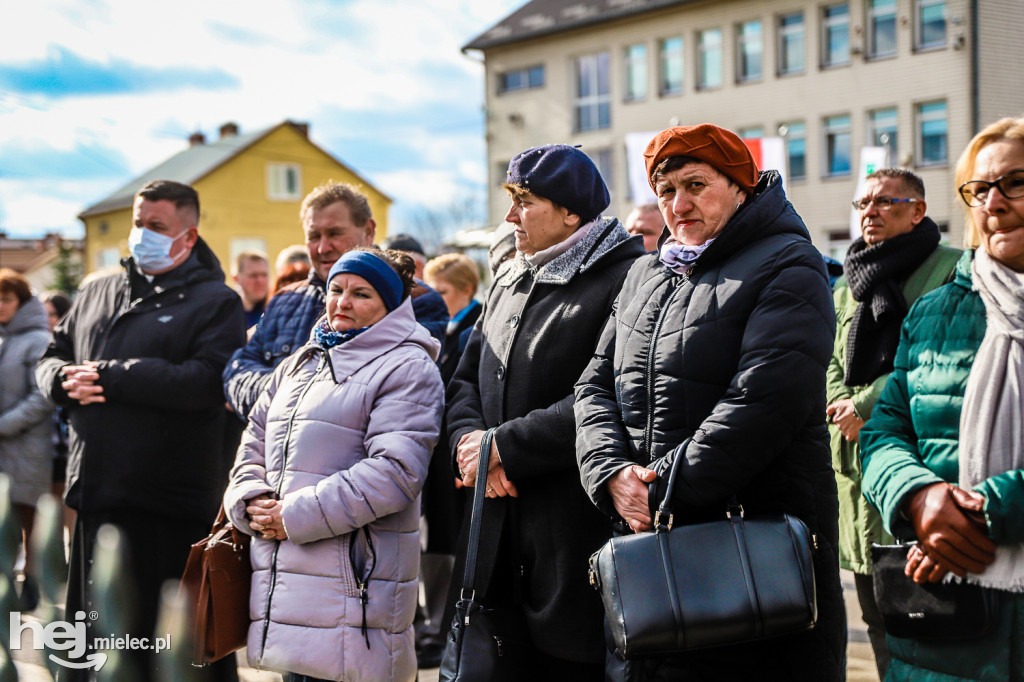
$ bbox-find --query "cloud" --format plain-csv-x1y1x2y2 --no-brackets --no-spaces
0,139,129,179
0,46,238,98
0,0,525,242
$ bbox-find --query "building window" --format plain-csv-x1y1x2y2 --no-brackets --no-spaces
828,230,853,261
916,0,946,50
498,65,544,93
777,12,805,75
825,114,852,176
868,0,897,58
822,4,850,67
97,247,120,270
575,52,611,132
697,29,723,89
917,101,948,166
739,127,764,139
594,148,615,195
624,44,648,101
782,122,807,179
868,108,899,163
736,20,763,82
267,163,302,200
659,37,684,96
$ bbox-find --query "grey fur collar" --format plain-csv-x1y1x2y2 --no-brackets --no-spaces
498,217,632,287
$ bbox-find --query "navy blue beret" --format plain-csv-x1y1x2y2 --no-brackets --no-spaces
506,144,610,222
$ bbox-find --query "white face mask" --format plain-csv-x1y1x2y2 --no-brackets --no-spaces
128,227,188,272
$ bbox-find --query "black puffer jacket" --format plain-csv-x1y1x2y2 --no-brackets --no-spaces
36,240,246,524
575,172,843,680
447,217,644,663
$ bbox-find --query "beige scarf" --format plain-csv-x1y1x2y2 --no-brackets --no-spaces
959,248,1024,591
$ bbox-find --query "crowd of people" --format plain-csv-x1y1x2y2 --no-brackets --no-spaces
0,115,1022,681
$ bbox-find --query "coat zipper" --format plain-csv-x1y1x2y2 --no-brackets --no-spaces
258,352,328,661
643,270,689,461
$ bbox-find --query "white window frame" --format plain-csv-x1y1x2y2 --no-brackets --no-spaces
659,37,684,96
498,65,545,94
736,20,763,83
867,0,897,58
822,4,850,67
267,163,302,201
915,0,947,50
574,52,611,133
824,114,852,177
777,12,805,75
697,28,723,89
868,107,899,164
781,121,807,180
624,44,648,101
916,101,948,167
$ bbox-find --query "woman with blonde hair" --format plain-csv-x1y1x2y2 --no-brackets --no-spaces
860,115,1024,680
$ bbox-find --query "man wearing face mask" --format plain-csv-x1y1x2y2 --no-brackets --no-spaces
36,180,245,681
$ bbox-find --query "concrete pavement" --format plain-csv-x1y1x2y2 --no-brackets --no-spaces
10,571,878,681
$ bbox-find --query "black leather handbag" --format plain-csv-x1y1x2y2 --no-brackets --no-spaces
871,542,999,640
588,452,818,658
439,429,529,682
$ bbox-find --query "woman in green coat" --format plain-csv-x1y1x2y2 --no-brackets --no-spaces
860,115,1024,680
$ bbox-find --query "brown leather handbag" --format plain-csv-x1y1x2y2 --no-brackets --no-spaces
179,506,252,665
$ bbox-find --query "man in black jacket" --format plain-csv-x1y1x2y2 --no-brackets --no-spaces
36,180,245,681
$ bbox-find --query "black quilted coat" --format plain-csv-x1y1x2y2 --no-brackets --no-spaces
574,172,845,681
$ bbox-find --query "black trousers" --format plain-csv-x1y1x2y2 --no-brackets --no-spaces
854,571,890,679
61,509,238,682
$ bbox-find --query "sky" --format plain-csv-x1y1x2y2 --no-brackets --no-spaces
0,0,524,242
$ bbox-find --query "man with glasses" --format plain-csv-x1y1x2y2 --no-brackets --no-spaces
826,168,960,679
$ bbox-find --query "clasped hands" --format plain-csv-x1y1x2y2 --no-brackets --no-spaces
455,430,518,499
61,361,105,405
825,398,864,442
607,464,659,534
247,494,288,541
903,482,995,584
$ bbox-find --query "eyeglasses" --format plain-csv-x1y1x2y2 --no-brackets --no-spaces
851,197,921,211
958,169,1024,207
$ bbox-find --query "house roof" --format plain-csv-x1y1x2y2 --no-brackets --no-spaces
463,0,693,51
78,120,389,219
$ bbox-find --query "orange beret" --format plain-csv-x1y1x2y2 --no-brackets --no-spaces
643,124,760,193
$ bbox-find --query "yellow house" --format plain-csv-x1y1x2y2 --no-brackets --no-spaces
78,120,392,278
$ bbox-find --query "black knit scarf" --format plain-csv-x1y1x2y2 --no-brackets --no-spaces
843,218,941,386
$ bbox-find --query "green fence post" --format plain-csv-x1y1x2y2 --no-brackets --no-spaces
92,524,141,682
0,475,25,681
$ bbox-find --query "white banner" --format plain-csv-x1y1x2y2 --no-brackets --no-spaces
850,146,890,239
625,131,659,208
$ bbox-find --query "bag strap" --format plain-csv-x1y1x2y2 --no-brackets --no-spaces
654,448,686,532
459,428,498,599
654,448,744,532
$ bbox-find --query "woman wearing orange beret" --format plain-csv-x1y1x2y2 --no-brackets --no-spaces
575,124,845,680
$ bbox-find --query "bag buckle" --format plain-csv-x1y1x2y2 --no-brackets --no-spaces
653,510,674,531
726,504,744,519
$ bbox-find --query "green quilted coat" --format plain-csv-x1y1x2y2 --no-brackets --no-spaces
860,250,1024,681
827,244,960,574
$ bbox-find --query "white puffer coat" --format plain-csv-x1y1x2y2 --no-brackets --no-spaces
224,297,443,682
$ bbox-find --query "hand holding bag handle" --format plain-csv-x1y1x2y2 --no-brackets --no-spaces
589,448,817,657
439,429,528,682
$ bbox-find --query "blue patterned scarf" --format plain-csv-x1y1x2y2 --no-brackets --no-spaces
314,317,370,349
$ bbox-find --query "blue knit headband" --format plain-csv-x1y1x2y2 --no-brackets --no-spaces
327,251,403,312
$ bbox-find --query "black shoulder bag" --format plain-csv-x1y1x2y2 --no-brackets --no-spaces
588,452,818,658
871,541,999,640
439,428,529,681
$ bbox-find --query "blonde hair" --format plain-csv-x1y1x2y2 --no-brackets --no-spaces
424,253,480,294
955,115,1024,249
